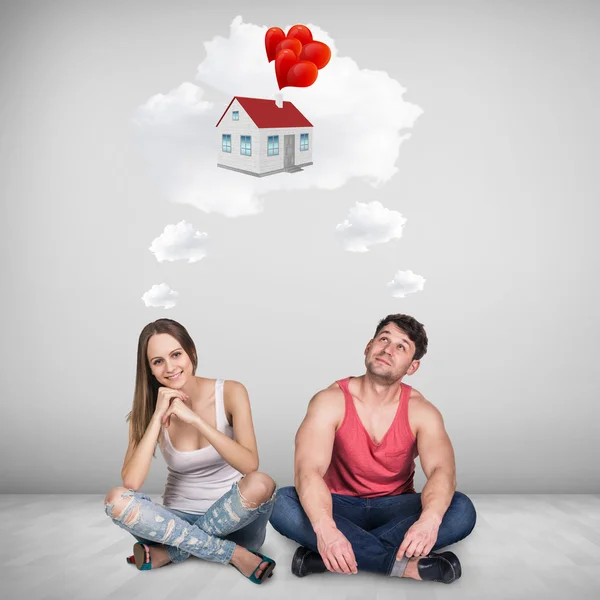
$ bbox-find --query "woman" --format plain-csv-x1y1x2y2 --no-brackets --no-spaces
104,318,277,584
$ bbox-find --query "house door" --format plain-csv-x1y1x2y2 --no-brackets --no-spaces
284,134,295,168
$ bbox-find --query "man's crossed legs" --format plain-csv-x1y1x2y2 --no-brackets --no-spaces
270,488,476,583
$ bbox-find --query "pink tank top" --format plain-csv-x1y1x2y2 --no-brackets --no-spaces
324,377,418,497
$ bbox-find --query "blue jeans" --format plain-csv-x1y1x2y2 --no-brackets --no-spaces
269,487,476,575
105,479,277,565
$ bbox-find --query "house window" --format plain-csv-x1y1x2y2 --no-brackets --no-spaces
240,135,252,156
222,134,231,153
267,135,279,156
232,111,239,121
300,133,309,151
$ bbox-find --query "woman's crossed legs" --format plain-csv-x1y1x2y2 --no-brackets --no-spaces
104,472,277,578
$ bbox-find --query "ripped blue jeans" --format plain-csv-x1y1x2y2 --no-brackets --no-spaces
104,479,277,565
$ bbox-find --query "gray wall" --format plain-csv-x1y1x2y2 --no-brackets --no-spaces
1,0,598,494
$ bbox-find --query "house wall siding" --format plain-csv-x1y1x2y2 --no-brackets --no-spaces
216,100,260,173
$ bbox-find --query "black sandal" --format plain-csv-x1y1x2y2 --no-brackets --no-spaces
231,549,276,584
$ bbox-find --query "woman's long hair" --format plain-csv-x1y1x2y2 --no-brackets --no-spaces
127,319,198,457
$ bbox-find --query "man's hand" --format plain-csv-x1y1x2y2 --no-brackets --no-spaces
396,514,442,560
314,519,358,574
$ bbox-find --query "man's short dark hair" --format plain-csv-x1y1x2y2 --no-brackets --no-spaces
373,314,428,361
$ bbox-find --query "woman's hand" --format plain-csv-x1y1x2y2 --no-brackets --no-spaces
153,387,189,423
162,397,199,427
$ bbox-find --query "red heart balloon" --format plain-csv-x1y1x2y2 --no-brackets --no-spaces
287,61,319,88
299,41,331,70
275,49,299,89
265,27,286,62
286,24,313,47
276,38,303,58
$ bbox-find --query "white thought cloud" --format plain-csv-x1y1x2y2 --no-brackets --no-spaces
132,16,423,217
387,270,426,298
336,201,407,252
141,283,179,309
149,220,208,263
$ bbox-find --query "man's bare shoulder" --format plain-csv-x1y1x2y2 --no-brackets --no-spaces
407,387,444,432
312,384,345,408
409,387,437,409
305,384,345,424
325,380,343,391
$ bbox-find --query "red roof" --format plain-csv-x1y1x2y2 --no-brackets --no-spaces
215,96,313,129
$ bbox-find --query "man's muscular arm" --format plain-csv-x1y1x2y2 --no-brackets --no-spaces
397,394,456,560
294,390,358,574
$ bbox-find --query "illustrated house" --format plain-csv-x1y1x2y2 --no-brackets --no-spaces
216,96,313,177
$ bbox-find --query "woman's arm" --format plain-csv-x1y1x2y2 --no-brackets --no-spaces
121,386,188,490
120,416,162,491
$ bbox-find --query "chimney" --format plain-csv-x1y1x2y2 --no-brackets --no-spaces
275,93,283,108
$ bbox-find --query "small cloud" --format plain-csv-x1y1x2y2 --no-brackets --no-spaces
141,283,179,309
335,201,407,252
149,220,208,263
387,270,426,298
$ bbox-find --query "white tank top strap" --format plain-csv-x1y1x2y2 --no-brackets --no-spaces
215,379,226,432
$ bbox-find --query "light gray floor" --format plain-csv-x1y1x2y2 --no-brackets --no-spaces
2,494,600,600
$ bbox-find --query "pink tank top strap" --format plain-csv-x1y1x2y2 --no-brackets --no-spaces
397,382,415,442
336,377,351,395
335,378,356,428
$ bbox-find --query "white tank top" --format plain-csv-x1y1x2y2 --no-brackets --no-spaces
159,379,243,514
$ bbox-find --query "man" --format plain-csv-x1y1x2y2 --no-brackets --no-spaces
270,314,476,584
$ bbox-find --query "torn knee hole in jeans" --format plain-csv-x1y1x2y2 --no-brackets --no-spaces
238,489,261,509
107,495,138,523
237,482,277,510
